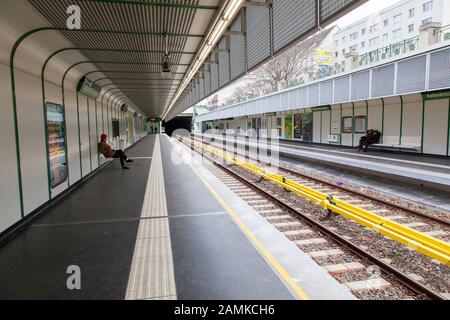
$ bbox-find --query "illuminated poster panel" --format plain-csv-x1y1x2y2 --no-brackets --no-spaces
46,102,67,188
284,114,293,139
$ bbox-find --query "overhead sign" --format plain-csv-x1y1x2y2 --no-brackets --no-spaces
312,105,331,112
77,77,101,99
422,89,450,101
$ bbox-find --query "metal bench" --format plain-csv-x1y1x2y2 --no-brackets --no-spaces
369,143,421,152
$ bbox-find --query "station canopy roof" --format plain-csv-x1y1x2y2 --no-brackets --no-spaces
25,0,364,120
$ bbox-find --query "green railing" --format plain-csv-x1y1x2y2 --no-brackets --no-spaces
437,25,450,43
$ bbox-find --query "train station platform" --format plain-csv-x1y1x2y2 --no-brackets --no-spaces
0,134,355,300
197,134,450,192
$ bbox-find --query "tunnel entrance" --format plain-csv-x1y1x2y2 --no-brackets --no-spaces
163,115,193,137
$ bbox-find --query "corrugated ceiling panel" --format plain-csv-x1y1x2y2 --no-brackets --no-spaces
272,0,317,53
247,0,271,70
229,15,246,81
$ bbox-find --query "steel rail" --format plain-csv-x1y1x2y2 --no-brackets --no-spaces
177,135,446,300
182,135,450,265
194,134,450,227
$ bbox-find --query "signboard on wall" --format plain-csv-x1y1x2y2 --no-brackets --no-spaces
77,77,101,99
342,117,353,133
354,116,367,133
301,113,313,142
46,102,67,188
422,89,450,101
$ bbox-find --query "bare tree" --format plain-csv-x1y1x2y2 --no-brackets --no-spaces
258,28,334,91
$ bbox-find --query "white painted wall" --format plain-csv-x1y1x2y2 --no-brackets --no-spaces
15,69,49,215
423,98,449,155
383,96,402,145
65,89,82,185
401,94,423,146
78,95,91,177
0,63,21,231
321,110,331,144
313,112,321,143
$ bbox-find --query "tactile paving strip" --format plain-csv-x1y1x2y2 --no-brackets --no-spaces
125,137,177,300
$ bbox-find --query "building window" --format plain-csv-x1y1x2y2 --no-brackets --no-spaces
383,33,389,42
409,8,415,18
422,18,432,25
361,41,366,48
342,36,346,44
369,37,379,47
408,24,415,33
393,28,402,39
335,40,339,47
369,24,379,33
383,19,389,27
393,14,402,24
423,1,433,12
362,28,367,35
350,31,358,41
350,44,358,52
342,48,346,55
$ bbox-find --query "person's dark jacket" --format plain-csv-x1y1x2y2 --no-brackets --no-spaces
367,130,381,144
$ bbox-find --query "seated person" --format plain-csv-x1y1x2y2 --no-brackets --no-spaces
358,129,381,152
98,134,133,169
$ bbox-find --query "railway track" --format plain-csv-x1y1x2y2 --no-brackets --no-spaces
175,135,450,300
196,134,450,227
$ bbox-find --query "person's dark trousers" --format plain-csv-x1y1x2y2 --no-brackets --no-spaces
113,150,128,168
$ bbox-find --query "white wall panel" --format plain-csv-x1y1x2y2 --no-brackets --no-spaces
383,97,401,145
423,99,449,155
321,110,330,144
88,99,98,171
0,64,21,232
401,95,422,147
341,104,353,146
367,99,383,132
331,105,341,135
15,70,48,215
78,94,91,177
313,112,321,143
64,89,81,184
353,102,366,146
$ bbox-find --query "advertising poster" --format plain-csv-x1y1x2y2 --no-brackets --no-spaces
46,102,67,188
284,114,293,140
301,113,313,142
293,114,302,140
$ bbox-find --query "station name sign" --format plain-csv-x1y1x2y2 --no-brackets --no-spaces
422,89,450,101
77,77,101,99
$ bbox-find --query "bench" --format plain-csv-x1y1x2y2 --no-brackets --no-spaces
368,136,421,152
369,144,421,152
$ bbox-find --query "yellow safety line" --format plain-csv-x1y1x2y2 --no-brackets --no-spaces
179,135,450,266
174,140,310,300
